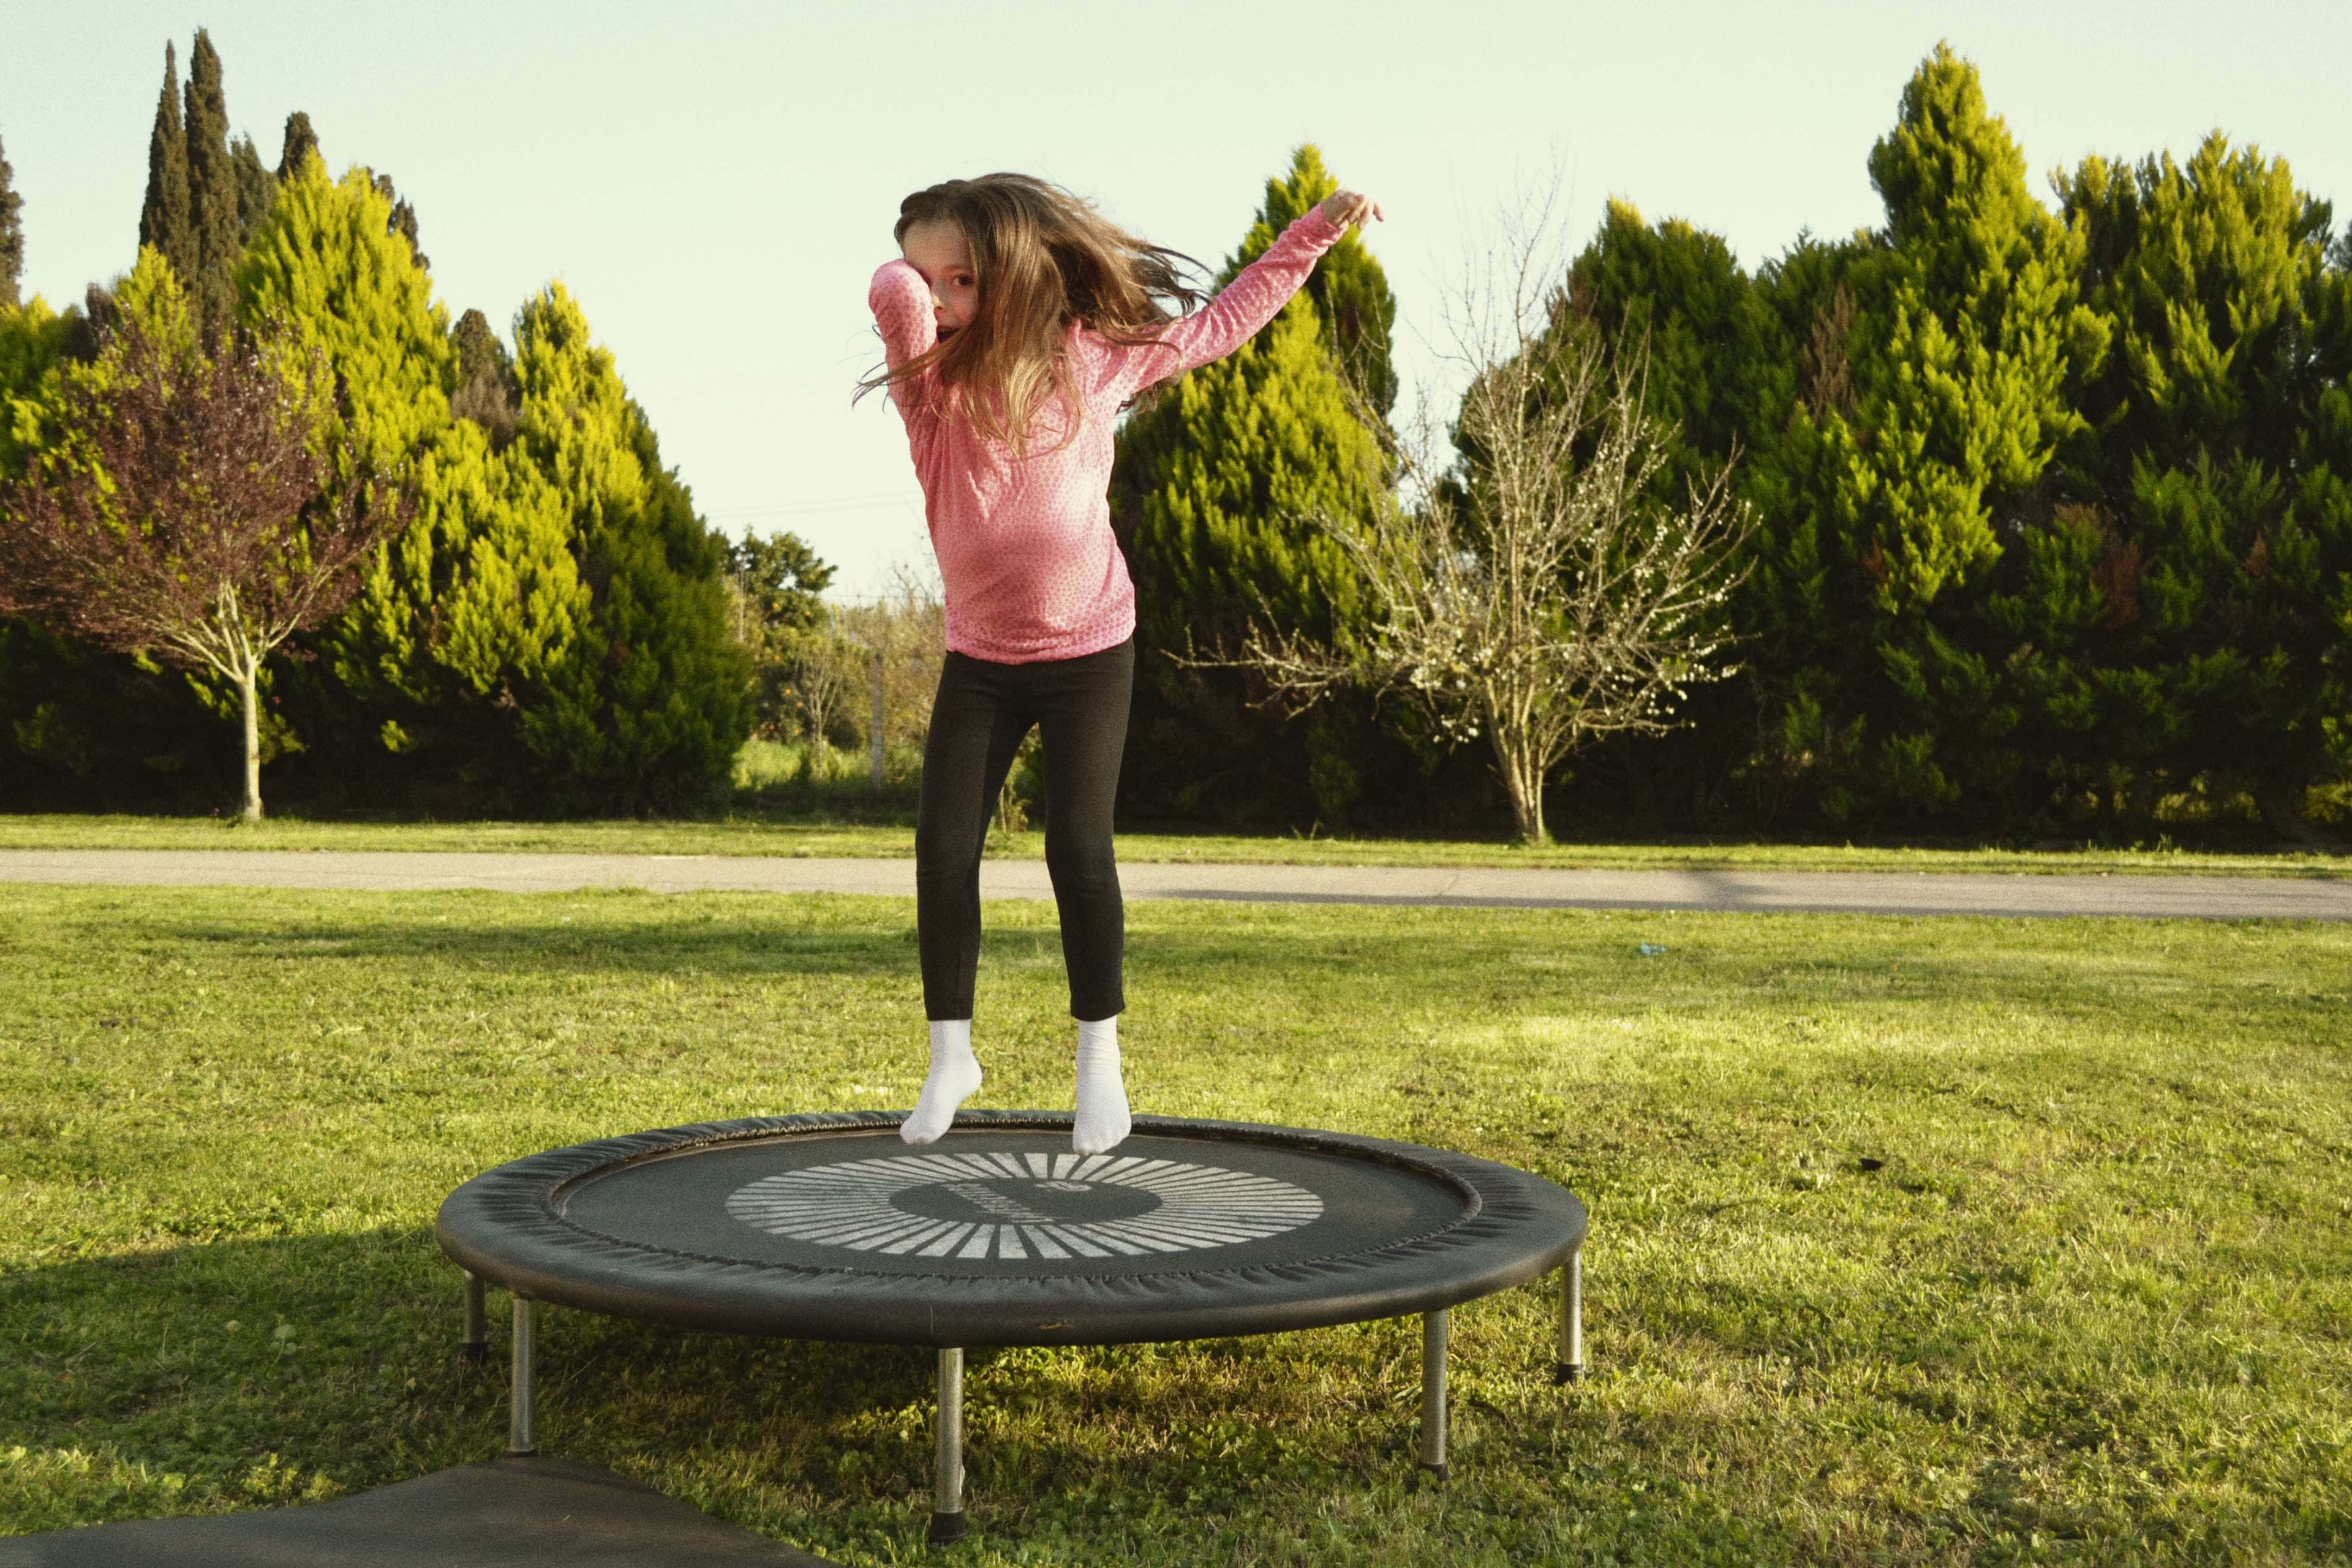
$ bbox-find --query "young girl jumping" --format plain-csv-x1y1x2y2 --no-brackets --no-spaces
862,172,1382,1155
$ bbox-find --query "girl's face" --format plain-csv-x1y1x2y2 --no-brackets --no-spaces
900,220,979,340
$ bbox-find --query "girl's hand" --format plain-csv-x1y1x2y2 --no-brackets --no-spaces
1317,190,1383,232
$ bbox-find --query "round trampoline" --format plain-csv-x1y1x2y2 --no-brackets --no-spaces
437,1111,1588,1542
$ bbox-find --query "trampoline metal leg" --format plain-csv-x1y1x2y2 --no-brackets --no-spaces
1555,1248,1586,1385
461,1270,488,1365
507,1296,538,1457
1419,1308,1449,1485
929,1347,968,1544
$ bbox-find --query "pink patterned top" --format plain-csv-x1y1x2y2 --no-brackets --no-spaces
869,206,1346,663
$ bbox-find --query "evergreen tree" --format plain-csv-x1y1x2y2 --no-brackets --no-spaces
236,162,565,793
181,29,243,333
2008,135,2351,835
138,43,195,286
230,134,274,241
238,160,453,477
1215,143,1400,417
0,295,70,472
508,284,750,810
368,172,428,274
1550,201,1800,823
1110,145,1400,827
1724,46,2109,826
729,529,834,636
235,159,462,782
450,306,519,447
276,112,318,181
725,529,836,742
1565,201,1775,492
0,132,23,310
1847,42,2106,617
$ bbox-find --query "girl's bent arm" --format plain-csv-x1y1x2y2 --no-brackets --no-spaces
1116,206,1346,394
869,259,939,413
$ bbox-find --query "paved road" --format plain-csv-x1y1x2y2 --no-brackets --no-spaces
2,848,2344,919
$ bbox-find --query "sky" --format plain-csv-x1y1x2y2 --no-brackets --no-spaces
6,0,2349,598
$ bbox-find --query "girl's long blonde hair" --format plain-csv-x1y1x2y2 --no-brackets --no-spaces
856,173,1207,454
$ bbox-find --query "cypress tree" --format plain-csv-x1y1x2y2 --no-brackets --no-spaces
0,132,22,310
1215,143,1399,417
368,171,428,274
138,43,195,286
181,29,242,332
1551,200,1801,824
236,164,602,804
2011,135,2351,835
450,306,519,447
1847,42,2105,617
508,284,749,811
230,134,274,241
1558,198,1801,553
238,162,453,475
1727,46,2109,827
1109,145,1400,827
235,160,455,785
276,112,318,181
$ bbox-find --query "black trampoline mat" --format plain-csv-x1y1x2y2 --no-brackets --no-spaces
0,1457,836,1567
560,1128,1466,1278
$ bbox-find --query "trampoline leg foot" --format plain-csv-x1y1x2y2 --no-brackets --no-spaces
1553,1248,1585,1386
932,1346,965,1542
1419,1308,1448,1482
507,1296,538,1457
461,1270,488,1366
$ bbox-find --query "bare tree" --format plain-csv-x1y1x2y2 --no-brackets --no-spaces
782,613,864,775
0,312,412,822
837,559,945,788
1218,182,1752,845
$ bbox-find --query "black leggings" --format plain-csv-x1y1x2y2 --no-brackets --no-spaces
916,638,1134,1022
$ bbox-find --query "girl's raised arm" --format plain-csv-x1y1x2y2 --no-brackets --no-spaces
869,258,940,415
1114,204,1348,396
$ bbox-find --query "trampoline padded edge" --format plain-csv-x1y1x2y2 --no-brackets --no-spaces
435,1110,1588,1349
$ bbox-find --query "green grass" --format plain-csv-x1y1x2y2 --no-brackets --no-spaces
0,810,2343,878
2,885,2347,1564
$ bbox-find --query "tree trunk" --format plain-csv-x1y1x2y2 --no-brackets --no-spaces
869,646,886,789
2252,777,2340,850
238,661,263,823
1491,729,1548,846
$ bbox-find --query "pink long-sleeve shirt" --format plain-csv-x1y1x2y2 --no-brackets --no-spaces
869,206,1346,663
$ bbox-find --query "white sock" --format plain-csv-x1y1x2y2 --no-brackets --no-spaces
902,1019,981,1145
1071,1015,1131,1155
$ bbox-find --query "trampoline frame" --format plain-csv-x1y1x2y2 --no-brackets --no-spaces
443,1112,1588,1544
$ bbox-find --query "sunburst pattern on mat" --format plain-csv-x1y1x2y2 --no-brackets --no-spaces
726,1149,1324,1261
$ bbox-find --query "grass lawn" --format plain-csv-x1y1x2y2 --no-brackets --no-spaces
1,884,2346,1564
0,810,2344,878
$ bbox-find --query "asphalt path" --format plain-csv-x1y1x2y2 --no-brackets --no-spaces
2,848,2345,919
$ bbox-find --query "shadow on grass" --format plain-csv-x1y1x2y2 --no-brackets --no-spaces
97,910,921,984
56,891,2244,1023
1,1225,949,1534
4,1223,1423,1553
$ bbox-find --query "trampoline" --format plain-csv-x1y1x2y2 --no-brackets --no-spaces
437,1111,1588,1543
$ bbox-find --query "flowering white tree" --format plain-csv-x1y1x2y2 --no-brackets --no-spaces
1223,188,1752,845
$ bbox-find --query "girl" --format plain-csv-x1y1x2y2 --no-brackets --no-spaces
862,172,1382,1154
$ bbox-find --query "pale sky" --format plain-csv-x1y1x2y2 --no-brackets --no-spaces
6,1,2348,597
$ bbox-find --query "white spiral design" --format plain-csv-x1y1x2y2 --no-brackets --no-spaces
726,1149,1324,1261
